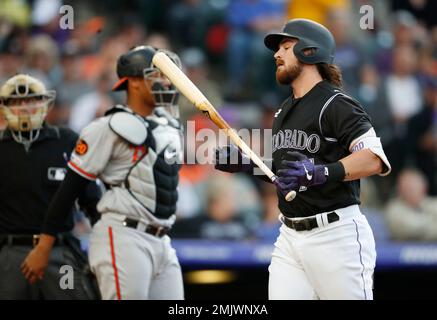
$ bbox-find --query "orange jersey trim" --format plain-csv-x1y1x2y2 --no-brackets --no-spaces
68,161,97,180
108,227,122,300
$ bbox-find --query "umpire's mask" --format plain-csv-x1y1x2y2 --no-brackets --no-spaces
144,50,181,119
0,74,55,148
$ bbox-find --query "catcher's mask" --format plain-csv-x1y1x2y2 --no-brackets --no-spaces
144,49,181,119
0,74,55,148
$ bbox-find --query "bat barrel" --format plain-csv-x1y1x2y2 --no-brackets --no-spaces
152,51,296,202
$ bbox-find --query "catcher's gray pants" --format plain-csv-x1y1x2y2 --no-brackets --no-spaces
0,243,97,300
88,213,184,300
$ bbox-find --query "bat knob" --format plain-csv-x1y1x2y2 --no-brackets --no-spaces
285,190,296,202
272,175,297,202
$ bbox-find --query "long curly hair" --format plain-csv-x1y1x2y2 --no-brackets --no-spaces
316,63,343,88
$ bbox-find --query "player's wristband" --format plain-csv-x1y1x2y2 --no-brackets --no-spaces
325,161,345,182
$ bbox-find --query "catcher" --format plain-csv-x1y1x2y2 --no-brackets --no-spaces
21,46,185,300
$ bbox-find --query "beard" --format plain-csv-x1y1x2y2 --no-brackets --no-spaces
276,62,303,85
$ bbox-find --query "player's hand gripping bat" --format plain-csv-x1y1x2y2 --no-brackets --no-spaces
152,51,296,202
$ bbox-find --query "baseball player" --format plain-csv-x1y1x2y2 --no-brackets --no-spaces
0,74,101,299
21,46,185,300
216,19,391,300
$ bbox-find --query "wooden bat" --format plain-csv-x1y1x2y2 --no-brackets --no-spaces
152,51,296,202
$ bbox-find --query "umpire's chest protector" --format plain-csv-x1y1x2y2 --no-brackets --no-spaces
109,108,183,220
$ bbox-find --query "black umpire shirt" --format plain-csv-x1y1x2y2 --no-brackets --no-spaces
0,124,100,234
272,80,373,218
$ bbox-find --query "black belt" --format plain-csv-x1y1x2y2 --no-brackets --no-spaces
282,212,339,231
0,234,64,247
123,218,170,238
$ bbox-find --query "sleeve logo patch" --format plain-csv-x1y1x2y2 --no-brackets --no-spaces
351,141,364,152
75,139,88,155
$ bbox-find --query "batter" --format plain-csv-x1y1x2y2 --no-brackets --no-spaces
216,18,391,300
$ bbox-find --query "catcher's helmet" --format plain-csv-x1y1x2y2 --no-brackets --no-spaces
112,45,182,117
112,45,157,91
264,18,335,64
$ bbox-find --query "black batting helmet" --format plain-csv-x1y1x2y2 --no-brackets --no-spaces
112,45,156,91
264,19,335,64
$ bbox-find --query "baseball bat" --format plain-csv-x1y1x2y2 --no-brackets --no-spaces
152,51,296,202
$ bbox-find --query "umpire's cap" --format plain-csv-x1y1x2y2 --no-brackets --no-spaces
112,45,156,91
264,18,335,64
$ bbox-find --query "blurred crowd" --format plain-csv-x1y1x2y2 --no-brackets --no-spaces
0,0,436,243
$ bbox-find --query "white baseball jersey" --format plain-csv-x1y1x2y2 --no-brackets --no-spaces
70,105,184,300
68,105,183,227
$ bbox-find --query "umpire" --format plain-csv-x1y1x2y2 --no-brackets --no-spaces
0,74,101,299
